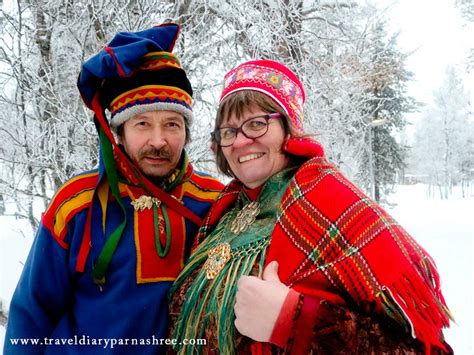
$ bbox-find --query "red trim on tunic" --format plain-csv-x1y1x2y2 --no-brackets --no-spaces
42,172,98,233
290,294,321,353
270,288,300,348
76,206,93,272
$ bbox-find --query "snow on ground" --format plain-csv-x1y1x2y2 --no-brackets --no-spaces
388,184,473,355
0,184,473,353
1,210,35,351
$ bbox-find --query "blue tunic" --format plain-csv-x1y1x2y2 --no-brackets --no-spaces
4,168,223,354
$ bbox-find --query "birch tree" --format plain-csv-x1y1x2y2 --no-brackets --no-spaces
456,0,474,70
410,66,472,199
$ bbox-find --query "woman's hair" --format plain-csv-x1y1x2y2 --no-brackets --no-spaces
213,90,300,177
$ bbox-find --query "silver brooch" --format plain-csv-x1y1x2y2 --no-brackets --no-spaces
229,201,260,234
131,195,161,211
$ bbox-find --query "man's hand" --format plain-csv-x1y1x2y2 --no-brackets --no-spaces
234,261,290,341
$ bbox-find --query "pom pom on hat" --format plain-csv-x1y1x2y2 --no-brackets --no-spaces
220,59,305,133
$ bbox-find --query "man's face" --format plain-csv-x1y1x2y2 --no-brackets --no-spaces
119,110,186,179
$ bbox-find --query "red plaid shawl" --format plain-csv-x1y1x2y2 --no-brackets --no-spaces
194,141,451,353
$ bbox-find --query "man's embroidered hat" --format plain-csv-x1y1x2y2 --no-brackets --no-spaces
100,52,192,129
220,59,305,132
78,24,192,129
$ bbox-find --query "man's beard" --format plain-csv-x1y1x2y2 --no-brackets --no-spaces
138,147,179,186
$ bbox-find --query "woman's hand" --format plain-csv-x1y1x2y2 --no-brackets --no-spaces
234,261,289,341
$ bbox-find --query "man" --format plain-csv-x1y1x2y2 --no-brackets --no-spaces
4,23,223,354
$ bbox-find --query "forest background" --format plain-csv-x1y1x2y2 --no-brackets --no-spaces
0,0,473,352
0,0,472,230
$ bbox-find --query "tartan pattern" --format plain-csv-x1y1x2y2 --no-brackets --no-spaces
194,156,451,351
277,166,391,296
268,157,451,350
276,162,388,297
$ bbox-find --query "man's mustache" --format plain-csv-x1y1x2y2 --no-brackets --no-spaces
139,148,171,159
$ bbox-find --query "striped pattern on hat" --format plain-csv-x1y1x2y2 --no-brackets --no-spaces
105,52,193,128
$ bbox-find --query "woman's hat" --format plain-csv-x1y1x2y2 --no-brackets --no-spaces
220,59,305,132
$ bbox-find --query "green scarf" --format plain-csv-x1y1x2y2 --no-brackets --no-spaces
170,167,295,354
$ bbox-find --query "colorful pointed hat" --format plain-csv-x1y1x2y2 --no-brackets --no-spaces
78,23,192,129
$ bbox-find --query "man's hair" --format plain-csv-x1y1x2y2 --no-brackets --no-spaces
213,90,299,177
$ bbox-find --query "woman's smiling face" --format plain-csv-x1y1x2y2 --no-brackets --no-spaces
221,105,289,188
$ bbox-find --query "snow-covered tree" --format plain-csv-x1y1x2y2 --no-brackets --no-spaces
455,0,474,70
456,0,474,21
0,0,415,227
410,66,472,199
356,22,416,202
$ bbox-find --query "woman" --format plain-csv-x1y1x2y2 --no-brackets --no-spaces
169,60,452,354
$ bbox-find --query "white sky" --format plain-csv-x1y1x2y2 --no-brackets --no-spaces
375,0,473,124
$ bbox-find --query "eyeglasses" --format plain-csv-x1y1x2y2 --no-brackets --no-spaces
212,113,282,147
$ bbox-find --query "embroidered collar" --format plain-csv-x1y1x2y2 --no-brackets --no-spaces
170,166,297,353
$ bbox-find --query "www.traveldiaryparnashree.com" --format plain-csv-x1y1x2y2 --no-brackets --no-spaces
9,335,206,349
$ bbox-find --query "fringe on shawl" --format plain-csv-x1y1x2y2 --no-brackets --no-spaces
378,256,453,355
171,238,269,355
